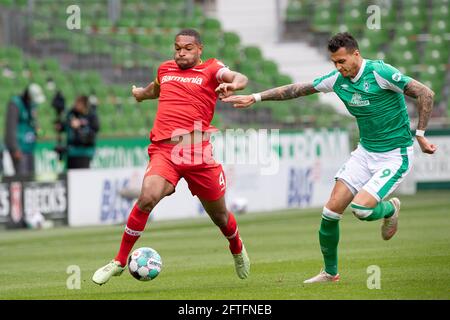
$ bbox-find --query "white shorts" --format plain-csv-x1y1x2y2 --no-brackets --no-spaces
335,144,414,201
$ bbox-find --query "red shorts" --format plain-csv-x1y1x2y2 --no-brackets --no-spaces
145,141,226,201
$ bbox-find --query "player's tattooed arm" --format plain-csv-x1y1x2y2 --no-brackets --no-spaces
404,79,435,130
404,79,437,154
222,82,318,108
260,82,319,101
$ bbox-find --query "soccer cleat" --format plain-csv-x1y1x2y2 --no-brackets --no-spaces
303,269,340,284
92,260,126,285
232,244,250,279
382,197,401,240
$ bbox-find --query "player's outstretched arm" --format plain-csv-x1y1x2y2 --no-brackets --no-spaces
404,79,437,154
215,71,248,99
222,82,318,108
132,81,160,102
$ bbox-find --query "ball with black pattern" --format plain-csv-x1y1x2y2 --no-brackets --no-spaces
128,247,162,281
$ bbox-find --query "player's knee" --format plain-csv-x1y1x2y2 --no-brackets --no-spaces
322,207,343,221
210,210,228,227
137,193,160,212
324,201,346,215
350,202,373,221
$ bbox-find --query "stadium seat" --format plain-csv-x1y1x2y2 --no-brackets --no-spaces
430,19,450,35
221,47,241,67
0,0,348,136
275,74,294,86
312,7,339,33
243,46,263,62
223,32,240,48
285,0,309,22
342,0,366,34
203,18,221,32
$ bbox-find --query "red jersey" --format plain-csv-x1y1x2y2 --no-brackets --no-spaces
150,58,229,142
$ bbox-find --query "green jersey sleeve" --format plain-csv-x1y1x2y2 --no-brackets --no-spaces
313,70,339,93
372,61,412,93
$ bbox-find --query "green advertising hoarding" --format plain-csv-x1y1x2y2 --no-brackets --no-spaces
35,137,150,174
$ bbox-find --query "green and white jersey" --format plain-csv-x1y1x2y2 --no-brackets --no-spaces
313,59,413,152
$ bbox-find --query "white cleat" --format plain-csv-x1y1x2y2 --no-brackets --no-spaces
92,260,126,285
303,269,340,284
382,197,401,240
233,244,250,279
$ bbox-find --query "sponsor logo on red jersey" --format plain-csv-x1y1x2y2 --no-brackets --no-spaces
160,75,204,85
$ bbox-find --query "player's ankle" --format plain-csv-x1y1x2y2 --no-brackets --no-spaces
114,257,127,267
230,241,242,254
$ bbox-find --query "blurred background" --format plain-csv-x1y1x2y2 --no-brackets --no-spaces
0,0,449,229
1,0,449,139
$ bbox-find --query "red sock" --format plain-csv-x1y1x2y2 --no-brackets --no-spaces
220,212,243,254
115,204,150,267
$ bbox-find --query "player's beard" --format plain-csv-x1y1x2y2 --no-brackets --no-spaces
175,56,200,70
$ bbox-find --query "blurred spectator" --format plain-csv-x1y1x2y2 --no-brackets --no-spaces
65,95,100,169
4,83,45,177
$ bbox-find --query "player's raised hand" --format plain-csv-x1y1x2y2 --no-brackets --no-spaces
215,83,236,100
132,85,145,102
416,136,437,154
222,95,255,108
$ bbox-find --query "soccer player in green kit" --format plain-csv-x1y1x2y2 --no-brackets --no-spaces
223,33,437,283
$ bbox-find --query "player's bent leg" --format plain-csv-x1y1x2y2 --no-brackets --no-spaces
200,196,250,279
92,175,175,285
304,180,353,284
351,190,400,240
351,189,383,221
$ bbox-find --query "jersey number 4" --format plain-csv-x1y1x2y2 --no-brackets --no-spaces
219,172,225,187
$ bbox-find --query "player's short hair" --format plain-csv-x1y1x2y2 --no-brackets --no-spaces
175,29,202,45
76,95,89,107
328,32,359,53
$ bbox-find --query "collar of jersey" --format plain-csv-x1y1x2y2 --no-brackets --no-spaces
350,59,366,83
186,59,203,70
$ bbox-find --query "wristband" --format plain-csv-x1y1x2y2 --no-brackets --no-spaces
252,93,262,102
415,129,425,137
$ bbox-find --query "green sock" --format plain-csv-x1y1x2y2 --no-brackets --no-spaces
319,217,340,276
351,201,395,221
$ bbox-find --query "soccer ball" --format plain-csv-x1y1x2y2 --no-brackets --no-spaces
128,247,162,281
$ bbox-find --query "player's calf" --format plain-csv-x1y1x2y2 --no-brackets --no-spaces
351,200,396,222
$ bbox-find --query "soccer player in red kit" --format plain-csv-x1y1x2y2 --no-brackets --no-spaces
92,29,250,285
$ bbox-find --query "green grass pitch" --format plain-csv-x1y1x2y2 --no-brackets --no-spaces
0,191,449,300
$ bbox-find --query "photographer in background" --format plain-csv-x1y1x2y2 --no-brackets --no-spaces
4,83,44,177
64,95,99,169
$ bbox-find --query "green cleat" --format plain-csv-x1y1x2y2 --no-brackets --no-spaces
92,260,125,285
233,244,250,279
